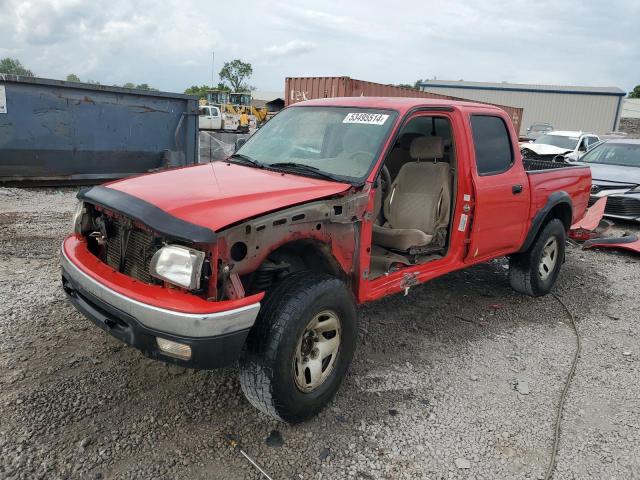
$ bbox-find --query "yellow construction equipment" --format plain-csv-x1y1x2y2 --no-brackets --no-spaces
204,90,268,130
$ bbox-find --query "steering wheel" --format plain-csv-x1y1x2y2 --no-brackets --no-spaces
380,165,391,193
373,165,392,224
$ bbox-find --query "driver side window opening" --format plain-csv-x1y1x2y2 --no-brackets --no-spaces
369,115,457,279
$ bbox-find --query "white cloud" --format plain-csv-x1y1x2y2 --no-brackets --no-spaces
265,40,316,57
0,0,637,93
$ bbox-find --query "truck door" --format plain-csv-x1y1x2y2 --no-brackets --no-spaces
198,107,211,130
210,107,222,130
465,114,530,261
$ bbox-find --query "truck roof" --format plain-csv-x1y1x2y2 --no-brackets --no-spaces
291,96,505,114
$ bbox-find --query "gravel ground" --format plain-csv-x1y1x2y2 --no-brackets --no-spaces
1,187,639,480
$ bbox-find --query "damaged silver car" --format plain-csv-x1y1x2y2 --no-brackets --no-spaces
579,139,640,222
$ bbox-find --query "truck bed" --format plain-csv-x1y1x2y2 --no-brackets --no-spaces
525,161,591,226
523,158,584,172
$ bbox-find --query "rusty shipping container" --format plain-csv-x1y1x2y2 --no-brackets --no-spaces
285,76,523,133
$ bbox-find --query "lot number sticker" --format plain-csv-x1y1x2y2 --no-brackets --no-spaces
343,112,389,125
0,86,6,114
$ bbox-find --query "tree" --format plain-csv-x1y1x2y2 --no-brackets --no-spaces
219,59,253,92
134,83,158,91
120,82,157,91
0,58,34,76
184,85,208,98
629,85,640,99
184,83,230,99
66,73,81,82
394,79,426,91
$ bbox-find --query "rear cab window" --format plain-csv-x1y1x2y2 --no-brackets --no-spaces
470,115,514,175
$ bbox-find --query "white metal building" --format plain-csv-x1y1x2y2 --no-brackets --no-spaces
621,98,640,119
418,80,626,135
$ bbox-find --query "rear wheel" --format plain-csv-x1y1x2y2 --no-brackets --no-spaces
509,218,566,297
239,271,357,423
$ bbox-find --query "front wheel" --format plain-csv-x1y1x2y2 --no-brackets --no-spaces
509,218,566,297
239,271,357,423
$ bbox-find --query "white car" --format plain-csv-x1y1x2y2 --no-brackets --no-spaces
520,131,601,162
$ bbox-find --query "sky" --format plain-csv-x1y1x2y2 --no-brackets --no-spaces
0,0,638,95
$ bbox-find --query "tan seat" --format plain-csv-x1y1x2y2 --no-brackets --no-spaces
385,132,424,179
373,136,451,251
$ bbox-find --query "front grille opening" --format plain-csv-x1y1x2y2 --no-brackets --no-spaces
85,209,163,285
590,195,640,217
105,224,160,284
83,207,212,294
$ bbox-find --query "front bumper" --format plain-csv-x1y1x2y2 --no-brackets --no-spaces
589,194,640,222
60,242,261,369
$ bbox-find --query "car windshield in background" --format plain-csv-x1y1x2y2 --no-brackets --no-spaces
235,107,398,182
534,134,579,150
530,124,552,132
580,142,640,168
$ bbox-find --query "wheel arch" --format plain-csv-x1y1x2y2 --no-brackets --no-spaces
518,191,573,253
242,238,350,295
264,238,348,279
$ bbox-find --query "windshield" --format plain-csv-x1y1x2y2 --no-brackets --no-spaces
580,142,640,168
235,106,398,181
530,124,551,132
535,134,579,150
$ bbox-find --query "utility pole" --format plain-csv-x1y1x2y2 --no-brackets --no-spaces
211,51,215,87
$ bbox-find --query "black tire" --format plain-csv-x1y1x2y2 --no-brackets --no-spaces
238,271,357,423
509,218,566,297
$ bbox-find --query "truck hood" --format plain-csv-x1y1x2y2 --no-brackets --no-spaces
584,163,640,187
521,143,573,156
106,162,351,232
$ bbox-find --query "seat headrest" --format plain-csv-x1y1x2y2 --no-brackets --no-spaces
398,132,424,150
410,136,444,160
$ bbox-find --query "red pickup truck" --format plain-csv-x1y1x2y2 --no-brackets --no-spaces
61,97,591,423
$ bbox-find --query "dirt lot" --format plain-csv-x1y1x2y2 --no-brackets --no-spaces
1,187,639,480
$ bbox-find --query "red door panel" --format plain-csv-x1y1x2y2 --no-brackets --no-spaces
465,113,530,261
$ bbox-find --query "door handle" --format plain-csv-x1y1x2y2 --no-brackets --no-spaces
512,184,523,194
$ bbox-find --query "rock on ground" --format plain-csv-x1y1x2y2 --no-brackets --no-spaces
1,188,639,479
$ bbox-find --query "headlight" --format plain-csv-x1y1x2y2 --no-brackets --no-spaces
630,185,640,193
72,201,87,234
150,245,205,290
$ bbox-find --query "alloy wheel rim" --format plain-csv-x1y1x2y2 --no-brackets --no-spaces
539,236,559,280
293,310,342,393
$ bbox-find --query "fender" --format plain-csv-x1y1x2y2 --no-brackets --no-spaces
518,191,573,253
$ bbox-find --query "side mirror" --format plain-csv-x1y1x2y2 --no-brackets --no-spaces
234,138,247,152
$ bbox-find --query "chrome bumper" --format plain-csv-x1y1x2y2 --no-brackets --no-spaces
60,248,260,338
